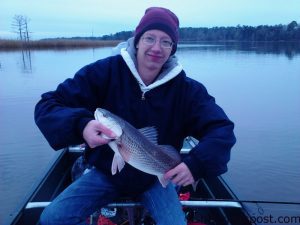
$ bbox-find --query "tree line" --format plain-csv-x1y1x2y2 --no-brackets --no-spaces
8,15,300,42
97,21,300,42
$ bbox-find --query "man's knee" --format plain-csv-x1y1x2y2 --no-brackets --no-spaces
39,206,53,225
39,203,69,225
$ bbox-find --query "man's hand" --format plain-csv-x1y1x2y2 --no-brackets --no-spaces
164,162,195,186
83,120,116,148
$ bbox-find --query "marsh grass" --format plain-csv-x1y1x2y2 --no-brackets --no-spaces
0,39,121,50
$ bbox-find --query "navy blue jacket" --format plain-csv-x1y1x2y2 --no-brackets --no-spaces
35,54,236,194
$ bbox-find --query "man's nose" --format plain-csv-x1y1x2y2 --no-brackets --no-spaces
151,40,162,51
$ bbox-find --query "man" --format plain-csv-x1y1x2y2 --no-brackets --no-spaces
35,7,236,225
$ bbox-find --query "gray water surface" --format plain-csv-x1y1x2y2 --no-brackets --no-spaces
1,43,299,224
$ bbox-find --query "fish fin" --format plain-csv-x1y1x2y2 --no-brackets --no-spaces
109,142,125,175
108,141,119,153
111,152,125,175
158,175,169,188
159,145,181,162
139,127,158,144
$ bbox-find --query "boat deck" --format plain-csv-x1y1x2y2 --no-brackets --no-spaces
7,141,253,225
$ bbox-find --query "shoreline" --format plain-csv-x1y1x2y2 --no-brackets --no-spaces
0,39,122,50
0,39,299,51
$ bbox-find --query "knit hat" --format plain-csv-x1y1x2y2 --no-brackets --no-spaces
134,7,179,55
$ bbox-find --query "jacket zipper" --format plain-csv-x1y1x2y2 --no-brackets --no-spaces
141,92,146,100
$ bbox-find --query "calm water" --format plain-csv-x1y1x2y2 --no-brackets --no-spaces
1,43,300,224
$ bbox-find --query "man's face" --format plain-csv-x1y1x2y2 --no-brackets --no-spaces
136,29,173,73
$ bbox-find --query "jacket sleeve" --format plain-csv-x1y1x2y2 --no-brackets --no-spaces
182,80,236,180
34,60,110,150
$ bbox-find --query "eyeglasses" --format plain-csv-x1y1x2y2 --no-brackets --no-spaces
141,36,173,49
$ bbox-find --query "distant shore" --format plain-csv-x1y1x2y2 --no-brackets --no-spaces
1,38,299,51
0,39,121,50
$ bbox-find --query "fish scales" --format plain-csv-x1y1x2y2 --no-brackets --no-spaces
119,125,169,174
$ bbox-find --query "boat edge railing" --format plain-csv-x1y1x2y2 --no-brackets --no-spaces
25,199,242,209
25,137,245,211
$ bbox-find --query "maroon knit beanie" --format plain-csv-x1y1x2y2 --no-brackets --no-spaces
134,7,179,55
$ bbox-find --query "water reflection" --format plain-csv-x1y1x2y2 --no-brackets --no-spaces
1,42,299,74
178,41,300,59
20,49,32,73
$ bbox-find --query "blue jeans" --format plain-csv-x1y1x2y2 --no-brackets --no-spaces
40,168,186,225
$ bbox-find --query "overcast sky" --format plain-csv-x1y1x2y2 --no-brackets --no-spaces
1,0,299,40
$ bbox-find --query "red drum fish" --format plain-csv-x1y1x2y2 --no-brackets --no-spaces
94,108,181,187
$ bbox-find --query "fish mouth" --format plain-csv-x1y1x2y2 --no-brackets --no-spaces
95,108,110,120
94,109,105,121
94,108,123,138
